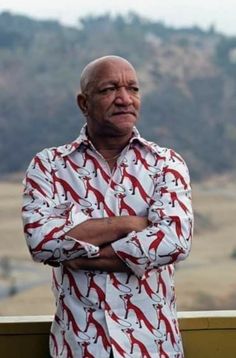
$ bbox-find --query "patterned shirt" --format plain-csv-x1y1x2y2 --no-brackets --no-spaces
22,125,193,358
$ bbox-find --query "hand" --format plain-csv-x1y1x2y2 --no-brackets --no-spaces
130,216,149,232
63,244,130,273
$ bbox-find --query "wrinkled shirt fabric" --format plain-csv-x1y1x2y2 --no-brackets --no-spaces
22,126,193,358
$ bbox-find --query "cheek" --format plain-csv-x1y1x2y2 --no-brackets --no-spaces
134,98,141,111
98,100,114,116
87,101,111,122
93,98,111,110
87,101,103,117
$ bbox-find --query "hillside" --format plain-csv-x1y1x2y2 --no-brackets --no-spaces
0,11,236,179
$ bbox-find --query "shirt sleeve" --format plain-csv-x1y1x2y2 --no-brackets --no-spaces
22,149,99,265
112,148,193,278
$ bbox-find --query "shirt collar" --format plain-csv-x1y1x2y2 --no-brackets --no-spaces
130,127,161,155
58,124,159,157
58,125,90,157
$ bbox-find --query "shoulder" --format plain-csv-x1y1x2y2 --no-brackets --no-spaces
140,138,187,166
32,141,77,162
25,144,67,175
31,146,59,164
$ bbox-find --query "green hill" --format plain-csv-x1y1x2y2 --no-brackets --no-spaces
0,11,236,179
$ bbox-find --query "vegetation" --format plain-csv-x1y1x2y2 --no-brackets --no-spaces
231,248,236,260
0,11,236,179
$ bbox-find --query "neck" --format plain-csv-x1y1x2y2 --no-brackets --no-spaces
87,130,132,153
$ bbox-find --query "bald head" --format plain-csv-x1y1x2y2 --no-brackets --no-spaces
77,54,140,140
80,56,137,94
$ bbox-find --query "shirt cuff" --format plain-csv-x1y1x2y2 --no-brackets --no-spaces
61,204,100,258
111,232,150,278
64,234,100,258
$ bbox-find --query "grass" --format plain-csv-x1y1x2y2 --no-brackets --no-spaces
0,173,236,314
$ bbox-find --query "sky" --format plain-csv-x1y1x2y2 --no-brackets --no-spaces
0,0,235,36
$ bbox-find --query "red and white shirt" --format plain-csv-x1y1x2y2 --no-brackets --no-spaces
22,126,193,358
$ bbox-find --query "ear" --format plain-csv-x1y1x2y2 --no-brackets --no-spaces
77,93,88,116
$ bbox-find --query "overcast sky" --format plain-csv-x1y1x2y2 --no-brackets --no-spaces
0,0,235,36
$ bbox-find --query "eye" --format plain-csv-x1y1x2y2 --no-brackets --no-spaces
128,86,139,94
99,86,116,94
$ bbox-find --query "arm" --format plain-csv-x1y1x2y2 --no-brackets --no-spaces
22,149,148,265
63,216,148,271
111,148,194,278
22,149,92,265
63,244,131,272
66,215,148,247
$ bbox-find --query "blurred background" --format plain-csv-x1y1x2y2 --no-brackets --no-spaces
0,0,236,316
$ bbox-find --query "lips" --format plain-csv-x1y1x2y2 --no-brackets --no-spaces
112,111,136,116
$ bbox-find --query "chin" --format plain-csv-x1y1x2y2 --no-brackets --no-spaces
111,114,137,126
114,123,135,137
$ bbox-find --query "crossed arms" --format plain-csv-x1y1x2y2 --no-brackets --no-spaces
22,148,193,277
63,216,148,272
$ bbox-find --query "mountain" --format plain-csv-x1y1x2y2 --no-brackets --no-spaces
0,11,236,179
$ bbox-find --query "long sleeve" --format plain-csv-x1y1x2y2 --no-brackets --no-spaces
112,148,193,278
22,149,99,264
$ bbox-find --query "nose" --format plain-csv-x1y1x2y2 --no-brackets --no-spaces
114,86,133,106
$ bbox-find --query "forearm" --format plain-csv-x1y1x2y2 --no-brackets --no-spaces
22,151,93,264
23,198,91,263
63,244,131,273
66,216,148,247
112,150,193,278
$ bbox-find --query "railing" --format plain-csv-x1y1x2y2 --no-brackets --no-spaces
0,311,236,357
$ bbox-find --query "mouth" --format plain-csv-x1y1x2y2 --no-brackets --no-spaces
112,111,136,117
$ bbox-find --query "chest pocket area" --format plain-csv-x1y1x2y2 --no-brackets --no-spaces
112,181,150,216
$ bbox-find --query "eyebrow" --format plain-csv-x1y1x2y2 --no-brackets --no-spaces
99,80,139,87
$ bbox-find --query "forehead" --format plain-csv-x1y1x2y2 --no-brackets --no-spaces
90,60,139,87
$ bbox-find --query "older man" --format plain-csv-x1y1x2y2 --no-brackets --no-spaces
22,56,193,357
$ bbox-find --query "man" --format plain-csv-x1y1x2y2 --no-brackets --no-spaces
22,55,193,357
